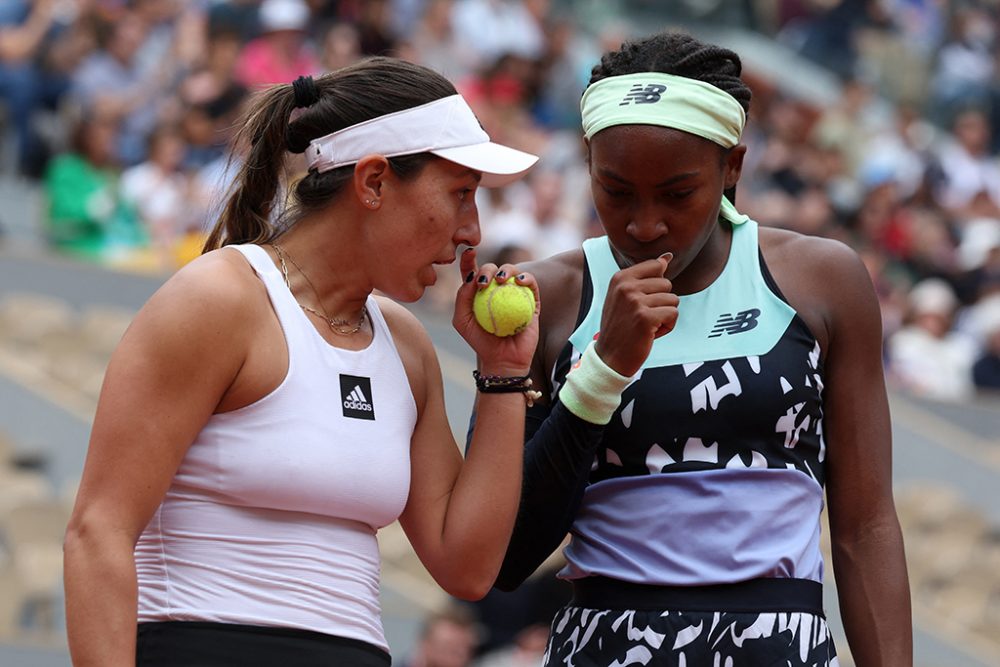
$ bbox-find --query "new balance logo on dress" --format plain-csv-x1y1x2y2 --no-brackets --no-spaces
619,83,667,106
340,374,375,420
708,308,761,337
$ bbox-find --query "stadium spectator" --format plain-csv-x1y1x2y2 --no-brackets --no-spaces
928,107,1000,224
234,0,319,88
972,297,1000,391
399,0,475,83
888,277,978,401
69,9,177,166
451,0,545,70
0,0,74,177
927,4,998,129
400,606,479,667
355,0,398,56
480,169,582,261
42,109,142,260
319,21,362,73
119,123,197,268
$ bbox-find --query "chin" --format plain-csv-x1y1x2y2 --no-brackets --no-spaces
384,285,426,303
407,277,436,303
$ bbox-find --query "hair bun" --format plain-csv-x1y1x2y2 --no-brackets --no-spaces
292,75,320,108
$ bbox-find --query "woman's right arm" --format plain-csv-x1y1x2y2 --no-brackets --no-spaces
63,254,253,667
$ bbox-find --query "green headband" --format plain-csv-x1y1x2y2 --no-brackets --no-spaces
580,72,749,225
581,72,746,145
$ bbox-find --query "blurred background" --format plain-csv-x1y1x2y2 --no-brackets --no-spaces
0,0,998,665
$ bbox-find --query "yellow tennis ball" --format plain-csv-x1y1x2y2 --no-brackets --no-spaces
473,279,536,337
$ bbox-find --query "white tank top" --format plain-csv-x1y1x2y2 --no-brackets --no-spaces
135,244,417,652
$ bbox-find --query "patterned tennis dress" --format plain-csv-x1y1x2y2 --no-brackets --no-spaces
544,219,839,666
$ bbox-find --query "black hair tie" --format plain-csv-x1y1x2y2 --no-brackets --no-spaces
292,75,320,108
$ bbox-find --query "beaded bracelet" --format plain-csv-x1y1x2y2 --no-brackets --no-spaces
473,371,543,406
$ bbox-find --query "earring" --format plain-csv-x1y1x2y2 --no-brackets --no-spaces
366,199,376,207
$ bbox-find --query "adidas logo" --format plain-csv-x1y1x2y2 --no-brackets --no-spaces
344,386,373,412
619,83,667,106
708,308,761,338
340,374,375,420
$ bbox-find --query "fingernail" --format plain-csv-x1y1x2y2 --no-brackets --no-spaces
465,271,475,283
660,252,673,261
477,275,489,284
463,247,475,254
517,273,526,281
496,270,507,279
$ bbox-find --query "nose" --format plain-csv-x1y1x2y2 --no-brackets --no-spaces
455,209,482,248
626,202,668,243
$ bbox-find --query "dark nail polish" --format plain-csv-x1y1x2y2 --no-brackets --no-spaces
477,275,489,284
465,271,475,283
496,270,507,279
517,273,526,281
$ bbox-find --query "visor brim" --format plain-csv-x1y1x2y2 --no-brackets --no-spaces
431,142,539,188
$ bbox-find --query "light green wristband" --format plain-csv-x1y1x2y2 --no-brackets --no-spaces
559,341,632,425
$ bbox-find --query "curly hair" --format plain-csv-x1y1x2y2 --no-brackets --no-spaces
589,31,751,115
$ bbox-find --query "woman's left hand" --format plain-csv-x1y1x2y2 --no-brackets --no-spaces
452,247,540,376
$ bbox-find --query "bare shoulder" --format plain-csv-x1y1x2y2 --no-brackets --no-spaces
522,248,585,332
759,227,867,277
129,247,269,352
101,247,271,412
522,247,585,288
758,226,878,348
519,248,585,379
150,247,263,313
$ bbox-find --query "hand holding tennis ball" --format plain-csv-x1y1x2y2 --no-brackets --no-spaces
473,279,536,337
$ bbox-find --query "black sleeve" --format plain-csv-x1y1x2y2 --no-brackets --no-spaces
466,399,606,592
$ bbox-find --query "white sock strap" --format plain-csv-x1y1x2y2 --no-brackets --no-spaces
559,341,631,425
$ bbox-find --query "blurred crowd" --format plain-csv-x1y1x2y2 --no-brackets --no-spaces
0,5,996,391
0,2,997,387
742,0,1000,403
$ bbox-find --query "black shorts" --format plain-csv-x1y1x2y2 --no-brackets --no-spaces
136,621,391,667
543,577,838,667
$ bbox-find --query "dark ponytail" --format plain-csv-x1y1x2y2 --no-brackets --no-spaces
203,85,298,252
204,57,458,252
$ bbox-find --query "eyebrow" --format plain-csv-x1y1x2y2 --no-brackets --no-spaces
459,168,483,183
597,168,699,188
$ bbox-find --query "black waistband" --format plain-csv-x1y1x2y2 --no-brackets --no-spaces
571,577,824,615
136,622,391,666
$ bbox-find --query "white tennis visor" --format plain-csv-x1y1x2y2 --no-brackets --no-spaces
306,95,539,187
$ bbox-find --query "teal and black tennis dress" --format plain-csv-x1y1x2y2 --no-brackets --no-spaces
500,219,838,666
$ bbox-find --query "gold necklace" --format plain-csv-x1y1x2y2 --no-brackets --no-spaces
271,243,367,336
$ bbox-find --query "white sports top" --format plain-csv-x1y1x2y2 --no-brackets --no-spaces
135,244,417,652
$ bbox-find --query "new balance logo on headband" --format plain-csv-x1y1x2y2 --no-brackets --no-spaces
709,309,761,337
619,83,667,106
340,375,375,420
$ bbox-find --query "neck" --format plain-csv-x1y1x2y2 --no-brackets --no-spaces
271,215,372,322
670,221,733,296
